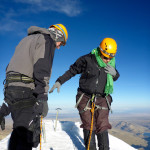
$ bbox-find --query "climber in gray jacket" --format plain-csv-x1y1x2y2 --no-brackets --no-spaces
0,24,68,150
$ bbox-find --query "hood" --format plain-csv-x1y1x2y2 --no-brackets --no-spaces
27,26,65,45
28,26,51,35
27,26,60,44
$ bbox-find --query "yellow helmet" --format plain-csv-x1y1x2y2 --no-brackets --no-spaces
99,38,117,58
50,24,68,45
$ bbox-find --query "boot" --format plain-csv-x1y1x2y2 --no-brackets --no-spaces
97,130,109,150
83,129,97,150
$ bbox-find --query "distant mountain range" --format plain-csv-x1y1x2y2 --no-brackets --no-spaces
109,116,150,150
114,121,149,134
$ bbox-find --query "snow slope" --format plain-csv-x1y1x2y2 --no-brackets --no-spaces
0,120,137,150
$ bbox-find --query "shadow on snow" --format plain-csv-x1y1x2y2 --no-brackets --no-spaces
60,121,85,150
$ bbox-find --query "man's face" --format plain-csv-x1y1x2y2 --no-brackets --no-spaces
100,55,112,64
56,42,63,49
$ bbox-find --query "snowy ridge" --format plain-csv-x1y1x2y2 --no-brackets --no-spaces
0,120,137,150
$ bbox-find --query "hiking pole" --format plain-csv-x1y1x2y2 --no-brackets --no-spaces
40,115,43,150
87,94,95,150
55,108,62,131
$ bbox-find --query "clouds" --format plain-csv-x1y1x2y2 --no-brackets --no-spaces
15,0,82,17
0,0,82,33
0,8,27,34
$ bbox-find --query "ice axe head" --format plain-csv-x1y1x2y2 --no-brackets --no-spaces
56,108,62,111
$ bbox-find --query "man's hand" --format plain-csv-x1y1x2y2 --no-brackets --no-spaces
33,100,48,118
0,103,8,131
0,116,5,130
104,64,116,77
42,101,48,117
49,82,61,93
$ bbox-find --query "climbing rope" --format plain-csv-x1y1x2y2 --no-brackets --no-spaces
40,116,43,150
87,94,95,150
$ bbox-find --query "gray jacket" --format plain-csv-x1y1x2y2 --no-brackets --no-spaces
6,26,56,100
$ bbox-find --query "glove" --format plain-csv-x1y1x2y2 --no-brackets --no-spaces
0,117,5,130
104,64,116,77
0,115,5,130
49,82,61,93
42,101,48,117
33,100,48,118
0,103,8,131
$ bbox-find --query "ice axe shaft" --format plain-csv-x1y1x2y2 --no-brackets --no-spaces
55,108,62,131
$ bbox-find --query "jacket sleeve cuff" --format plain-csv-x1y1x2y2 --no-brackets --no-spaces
56,79,62,85
113,69,120,81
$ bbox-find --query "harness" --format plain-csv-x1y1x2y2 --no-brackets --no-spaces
3,73,36,109
4,73,34,85
75,93,112,114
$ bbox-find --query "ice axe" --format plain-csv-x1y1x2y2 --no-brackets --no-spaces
55,108,62,131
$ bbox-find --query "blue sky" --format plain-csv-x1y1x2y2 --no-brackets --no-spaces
0,0,150,114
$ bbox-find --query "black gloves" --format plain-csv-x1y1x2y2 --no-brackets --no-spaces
42,101,48,117
33,100,48,118
0,103,10,131
0,116,5,130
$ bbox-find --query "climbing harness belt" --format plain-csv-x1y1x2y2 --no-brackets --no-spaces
40,116,43,150
76,94,109,114
4,73,34,88
6,74,34,83
87,94,95,150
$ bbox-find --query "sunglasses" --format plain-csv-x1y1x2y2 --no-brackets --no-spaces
103,56,112,60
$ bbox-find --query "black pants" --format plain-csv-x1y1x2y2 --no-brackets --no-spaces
4,86,41,149
8,127,33,150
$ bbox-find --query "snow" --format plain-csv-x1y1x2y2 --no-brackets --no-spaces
0,120,137,150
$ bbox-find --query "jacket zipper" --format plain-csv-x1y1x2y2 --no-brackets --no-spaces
95,67,101,92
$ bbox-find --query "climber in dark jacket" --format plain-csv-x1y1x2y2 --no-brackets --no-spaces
0,24,68,150
50,38,120,150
